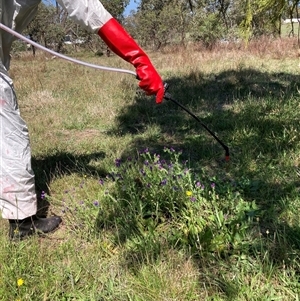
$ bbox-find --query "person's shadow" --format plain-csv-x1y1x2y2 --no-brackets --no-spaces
32,151,106,217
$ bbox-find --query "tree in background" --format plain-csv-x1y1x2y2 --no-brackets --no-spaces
239,0,254,46
253,0,286,37
132,0,192,49
285,0,300,37
189,0,236,48
25,0,129,54
25,2,69,52
100,0,130,21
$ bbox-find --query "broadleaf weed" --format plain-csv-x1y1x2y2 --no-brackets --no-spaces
100,147,259,256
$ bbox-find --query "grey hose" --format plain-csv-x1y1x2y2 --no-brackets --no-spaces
0,23,137,77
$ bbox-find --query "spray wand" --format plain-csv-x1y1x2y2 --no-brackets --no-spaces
163,85,230,161
0,23,229,161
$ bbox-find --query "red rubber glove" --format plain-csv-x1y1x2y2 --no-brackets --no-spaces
98,18,164,104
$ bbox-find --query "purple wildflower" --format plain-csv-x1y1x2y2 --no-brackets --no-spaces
190,196,196,202
93,200,99,206
40,191,46,200
99,179,104,185
115,158,121,167
196,181,201,188
211,183,216,189
160,179,167,186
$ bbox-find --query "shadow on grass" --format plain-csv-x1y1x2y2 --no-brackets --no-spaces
31,151,106,216
111,67,300,207
95,68,300,298
113,66,300,183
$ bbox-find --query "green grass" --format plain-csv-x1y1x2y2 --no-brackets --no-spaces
1,40,300,300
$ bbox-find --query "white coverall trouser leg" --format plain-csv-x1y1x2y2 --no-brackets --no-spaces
0,73,37,219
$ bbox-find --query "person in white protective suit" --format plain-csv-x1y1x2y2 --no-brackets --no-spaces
0,0,164,240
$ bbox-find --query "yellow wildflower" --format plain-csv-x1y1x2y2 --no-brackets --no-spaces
186,191,192,197
17,278,24,287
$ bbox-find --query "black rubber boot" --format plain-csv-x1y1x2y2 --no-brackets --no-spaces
9,215,62,240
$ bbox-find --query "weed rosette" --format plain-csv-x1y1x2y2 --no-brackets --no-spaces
98,147,259,256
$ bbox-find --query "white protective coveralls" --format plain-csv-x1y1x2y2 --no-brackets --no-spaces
0,0,112,220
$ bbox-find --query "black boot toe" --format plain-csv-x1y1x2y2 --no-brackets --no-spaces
9,215,62,240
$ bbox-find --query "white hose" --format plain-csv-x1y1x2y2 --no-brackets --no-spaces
0,22,137,77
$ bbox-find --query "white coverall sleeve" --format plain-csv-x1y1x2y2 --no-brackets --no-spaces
56,0,112,33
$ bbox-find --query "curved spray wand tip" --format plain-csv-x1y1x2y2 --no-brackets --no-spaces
163,83,230,162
